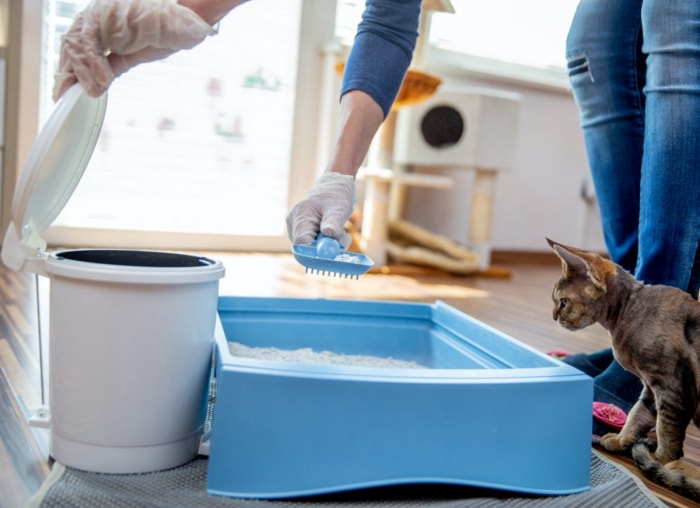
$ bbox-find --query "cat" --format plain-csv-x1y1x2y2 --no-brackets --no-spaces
547,238,700,500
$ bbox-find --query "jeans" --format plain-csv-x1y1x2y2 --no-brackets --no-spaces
566,0,700,297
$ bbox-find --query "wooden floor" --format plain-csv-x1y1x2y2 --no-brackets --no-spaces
2,250,700,507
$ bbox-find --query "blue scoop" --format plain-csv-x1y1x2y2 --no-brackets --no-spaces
292,234,374,279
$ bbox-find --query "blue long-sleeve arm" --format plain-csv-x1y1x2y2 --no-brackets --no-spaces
340,0,422,117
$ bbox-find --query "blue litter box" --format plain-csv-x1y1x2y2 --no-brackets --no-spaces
207,297,593,499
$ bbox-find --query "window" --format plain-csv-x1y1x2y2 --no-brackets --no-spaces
335,0,579,89
41,0,312,250
430,0,577,68
37,1,576,250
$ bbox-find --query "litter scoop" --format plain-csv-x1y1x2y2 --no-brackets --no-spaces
292,234,374,279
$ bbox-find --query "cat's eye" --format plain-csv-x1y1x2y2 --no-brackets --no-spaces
559,298,568,309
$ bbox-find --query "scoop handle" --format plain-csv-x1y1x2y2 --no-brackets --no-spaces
315,234,342,259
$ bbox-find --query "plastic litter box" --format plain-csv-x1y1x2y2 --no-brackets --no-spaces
1,84,225,473
207,296,593,499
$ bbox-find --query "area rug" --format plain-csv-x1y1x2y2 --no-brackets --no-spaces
29,449,665,508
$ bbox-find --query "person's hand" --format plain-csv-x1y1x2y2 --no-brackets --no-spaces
53,0,216,100
286,172,355,247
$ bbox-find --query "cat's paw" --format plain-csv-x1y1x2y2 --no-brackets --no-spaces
599,432,632,454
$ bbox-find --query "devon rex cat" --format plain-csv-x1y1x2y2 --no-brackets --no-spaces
548,238,700,500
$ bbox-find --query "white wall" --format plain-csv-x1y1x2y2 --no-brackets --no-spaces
402,71,606,253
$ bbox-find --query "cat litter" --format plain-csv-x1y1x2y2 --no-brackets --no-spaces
229,342,425,369
334,253,362,263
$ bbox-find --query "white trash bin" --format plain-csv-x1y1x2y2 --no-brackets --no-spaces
1,85,225,473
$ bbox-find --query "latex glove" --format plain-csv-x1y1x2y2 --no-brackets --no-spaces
53,0,217,100
286,172,355,247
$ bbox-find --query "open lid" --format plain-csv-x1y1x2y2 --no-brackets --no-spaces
1,84,107,272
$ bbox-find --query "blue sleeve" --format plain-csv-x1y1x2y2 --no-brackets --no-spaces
340,0,422,117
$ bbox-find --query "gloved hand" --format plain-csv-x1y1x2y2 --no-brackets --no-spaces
286,172,355,247
53,0,217,100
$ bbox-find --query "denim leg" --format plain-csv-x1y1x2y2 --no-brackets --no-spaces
566,0,649,435
638,0,700,296
566,0,644,273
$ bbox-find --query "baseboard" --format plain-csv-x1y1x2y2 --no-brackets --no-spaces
490,250,560,266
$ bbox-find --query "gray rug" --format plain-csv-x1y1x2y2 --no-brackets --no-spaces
29,450,665,508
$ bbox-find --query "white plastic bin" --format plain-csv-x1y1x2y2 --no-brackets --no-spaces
46,249,224,473
0,85,226,473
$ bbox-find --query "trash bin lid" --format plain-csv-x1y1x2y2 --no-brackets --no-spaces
1,84,107,271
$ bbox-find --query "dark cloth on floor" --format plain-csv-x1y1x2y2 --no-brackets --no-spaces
563,348,642,436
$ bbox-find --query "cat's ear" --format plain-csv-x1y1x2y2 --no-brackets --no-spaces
547,238,606,291
551,243,588,275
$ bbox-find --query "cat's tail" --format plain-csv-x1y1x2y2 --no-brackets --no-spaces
632,438,700,501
